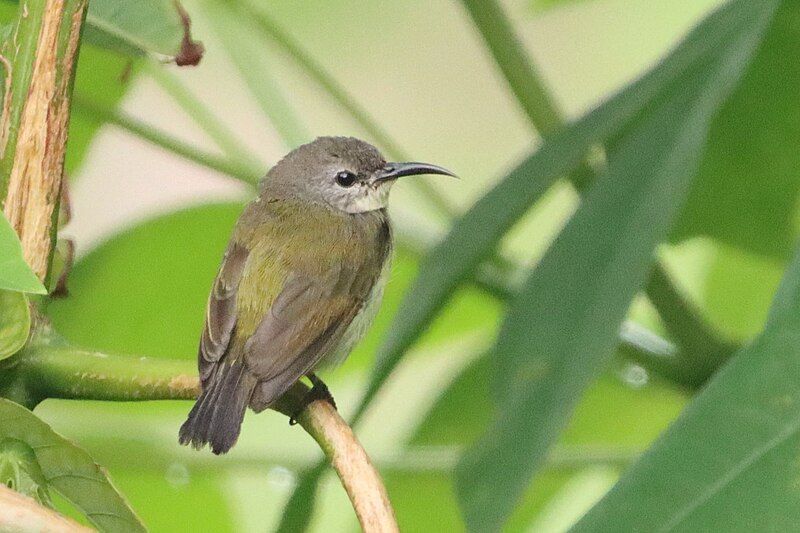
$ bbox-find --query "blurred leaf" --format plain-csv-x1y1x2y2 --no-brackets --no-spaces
0,399,145,531
275,462,326,533
0,0,193,57
110,468,234,533
673,1,800,259
455,2,776,529
529,0,595,14
413,357,684,449
0,289,29,360
0,1,134,176
66,44,132,175
410,354,684,529
48,203,242,358
82,0,186,57
205,0,309,149
361,0,759,419
573,241,800,531
0,213,46,294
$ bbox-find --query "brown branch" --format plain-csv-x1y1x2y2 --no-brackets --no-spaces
0,484,91,532
274,385,399,533
19,346,399,532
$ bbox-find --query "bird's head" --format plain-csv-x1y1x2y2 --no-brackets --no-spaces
263,136,455,213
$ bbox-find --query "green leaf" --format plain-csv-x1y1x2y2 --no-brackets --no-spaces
529,0,595,13
361,0,758,422
0,436,53,506
0,289,30,360
572,228,800,532
82,0,189,58
455,2,777,530
0,0,196,58
0,399,145,531
0,213,46,294
673,1,800,259
48,203,243,358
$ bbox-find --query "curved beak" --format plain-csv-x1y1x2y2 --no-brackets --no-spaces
376,161,457,182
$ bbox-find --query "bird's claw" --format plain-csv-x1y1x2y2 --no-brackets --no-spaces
289,375,337,425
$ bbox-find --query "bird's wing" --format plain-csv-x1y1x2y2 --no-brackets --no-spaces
198,241,249,386
243,266,371,409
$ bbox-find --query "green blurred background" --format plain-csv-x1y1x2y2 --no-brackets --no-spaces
31,0,791,530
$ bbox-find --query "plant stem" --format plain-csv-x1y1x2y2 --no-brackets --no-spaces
14,342,398,533
72,94,263,185
142,61,264,169
459,0,563,136
205,0,310,150
458,0,732,369
21,346,199,401
237,0,457,220
1,0,89,283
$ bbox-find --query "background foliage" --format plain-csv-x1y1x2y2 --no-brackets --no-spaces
1,0,798,531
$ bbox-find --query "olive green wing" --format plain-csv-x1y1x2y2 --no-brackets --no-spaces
244,269,370,410
198,241,249,386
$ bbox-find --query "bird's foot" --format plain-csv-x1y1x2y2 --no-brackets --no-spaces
289,374,337,426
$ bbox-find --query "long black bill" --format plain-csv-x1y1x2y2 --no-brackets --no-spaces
377,161,457,182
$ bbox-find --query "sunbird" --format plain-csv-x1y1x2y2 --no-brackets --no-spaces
179,136,455,454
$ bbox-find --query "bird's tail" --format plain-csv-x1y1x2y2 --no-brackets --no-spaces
179,360,257,454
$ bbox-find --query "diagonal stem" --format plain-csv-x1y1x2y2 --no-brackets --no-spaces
142,61,264,169
73,94,263,185
236,0,457,220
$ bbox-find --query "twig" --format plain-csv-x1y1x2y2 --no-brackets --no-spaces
274,387,399,533
13,344,399,533
0,484,91,533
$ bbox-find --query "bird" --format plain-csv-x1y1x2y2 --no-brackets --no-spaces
178,136,455,454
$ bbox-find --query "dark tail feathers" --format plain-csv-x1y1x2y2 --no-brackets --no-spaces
179,360,257,454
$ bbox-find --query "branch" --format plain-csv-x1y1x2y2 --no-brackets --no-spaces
0,484,91,533
274,389,399,532
11,344,399,533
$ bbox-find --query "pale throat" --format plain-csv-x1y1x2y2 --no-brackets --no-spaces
340,183,392,214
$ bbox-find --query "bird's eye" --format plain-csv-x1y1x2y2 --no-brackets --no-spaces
336,171,357,187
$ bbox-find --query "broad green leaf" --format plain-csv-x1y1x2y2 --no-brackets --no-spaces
0,289,29,360
0,213,46,294
0,399,145,531
360,0,755,421
573,231,800,532
673,1,800,258
455,2,776,530
48,203,242,358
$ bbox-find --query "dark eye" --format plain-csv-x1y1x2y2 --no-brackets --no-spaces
336,170,357,187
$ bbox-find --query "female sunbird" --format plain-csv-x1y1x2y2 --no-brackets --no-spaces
179,137,454,454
